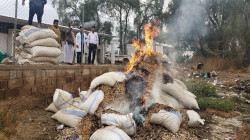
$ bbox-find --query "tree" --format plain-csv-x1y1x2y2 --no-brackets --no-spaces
100,21,114,44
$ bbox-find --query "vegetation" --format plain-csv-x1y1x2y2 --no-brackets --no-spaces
243,94,250,100
0,111,17,136
197,97,235,112
184,80,217,97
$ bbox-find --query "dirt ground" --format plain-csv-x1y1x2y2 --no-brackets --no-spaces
0,59,250,140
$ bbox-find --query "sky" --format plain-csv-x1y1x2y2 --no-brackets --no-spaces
0,0,59,24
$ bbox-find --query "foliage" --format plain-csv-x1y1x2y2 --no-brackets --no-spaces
183,80,217,97
100,21,113,44
243,94,250,100
230,96,243,104
197,97,235,112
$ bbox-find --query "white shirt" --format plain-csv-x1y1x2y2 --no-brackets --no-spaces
87,32,99,46
76,32,88,52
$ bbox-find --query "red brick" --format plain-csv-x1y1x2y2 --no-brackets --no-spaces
0,80,8,89
46,70,57,77
48,78,57,85
23,70,35,78
0,71,9,80
9,70,16,79
36,78,48,86
0,89,5,99
65,70,75,77
23,78,35,88
8,79,23,89
18,88,32,96
57,77,66,85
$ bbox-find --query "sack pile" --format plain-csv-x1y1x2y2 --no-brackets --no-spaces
15,25,62,65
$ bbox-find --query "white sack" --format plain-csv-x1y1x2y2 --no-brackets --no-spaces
52,107,87,128
89,72,126,90
79,90,104,114
25,38,60,48
45,103,58,113
17,28,58,44
30,57,58,64
101,113,136,136
90,126,131,140
173,79,187,90
79,91,88,100
150,110,182,133
161,82,199,109
21,25,36,30
187,110,205,127
53,89,73,110
29,46,62,57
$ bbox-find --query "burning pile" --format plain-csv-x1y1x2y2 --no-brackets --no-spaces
46,23,204,139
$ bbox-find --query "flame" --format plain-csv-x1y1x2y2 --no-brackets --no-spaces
125,22,160,73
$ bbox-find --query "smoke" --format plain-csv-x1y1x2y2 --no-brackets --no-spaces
165,0,207,61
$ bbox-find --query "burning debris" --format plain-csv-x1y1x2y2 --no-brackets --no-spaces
46,23,204,139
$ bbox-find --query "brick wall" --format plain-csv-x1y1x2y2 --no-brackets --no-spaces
0,65,125,99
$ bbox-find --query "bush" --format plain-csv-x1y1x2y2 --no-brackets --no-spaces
243,94,250,100
197,97,235,112
183,80,217,97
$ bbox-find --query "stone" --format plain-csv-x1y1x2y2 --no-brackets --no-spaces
82,69,90,76
9,70,16,79
46,70,57,77
0,71,9,80
8,79,23,89
16,70,22,78
48,78,57,85
23,70,35,78
66,77,74,83
57,77,66,85
57,70,65,77
18,88,32,96
75,76,85,82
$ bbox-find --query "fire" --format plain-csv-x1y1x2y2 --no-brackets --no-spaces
125,22,160,73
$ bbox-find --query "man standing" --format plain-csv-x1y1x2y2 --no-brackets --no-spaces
64,22,76,64
87,26,99,64
76,26,84,64
49,19,62,47
22,0,46,28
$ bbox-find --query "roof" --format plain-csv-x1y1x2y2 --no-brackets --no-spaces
0,15,114,38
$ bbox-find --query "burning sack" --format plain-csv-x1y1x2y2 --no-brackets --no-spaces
52,107,87,128
53,89,73,110
87,72,126,97
79,90,104,114
150,110,183,133
186,110,205,127
161,82,199,109
89,126,131,140
101,113,136,136
45,103,58,113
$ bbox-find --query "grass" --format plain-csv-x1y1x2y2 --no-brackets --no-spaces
243,94,250,100
0,111,17,136
183,80,217,97
197,97,235,112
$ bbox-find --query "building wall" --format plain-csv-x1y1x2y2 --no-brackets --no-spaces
0,33,8,54
0,65,125,100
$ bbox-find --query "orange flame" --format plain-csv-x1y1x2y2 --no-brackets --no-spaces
125,22,160,73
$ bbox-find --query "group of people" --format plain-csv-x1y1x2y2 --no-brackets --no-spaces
23,0,99,64
50,20,99,64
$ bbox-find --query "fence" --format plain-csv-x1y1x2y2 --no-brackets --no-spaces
0,0,117,65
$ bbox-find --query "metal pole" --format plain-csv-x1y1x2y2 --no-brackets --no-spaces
81,2,85,64
13,0,18,63
111,43,115,65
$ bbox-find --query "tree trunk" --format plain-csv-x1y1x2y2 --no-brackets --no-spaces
123,8,131,55
119,7,123,54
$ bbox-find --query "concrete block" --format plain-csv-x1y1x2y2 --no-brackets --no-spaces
8,79,23,89
46,70,57,77
23,70,35,78
0,71,9,80
9,70,16,79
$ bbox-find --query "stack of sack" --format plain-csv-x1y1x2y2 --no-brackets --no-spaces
15,25,62,64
